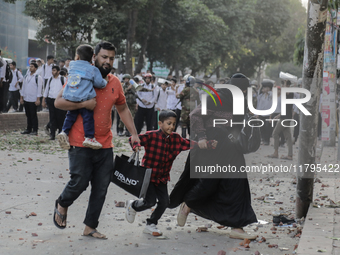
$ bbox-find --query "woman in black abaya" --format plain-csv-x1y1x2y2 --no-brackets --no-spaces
169,73,257,240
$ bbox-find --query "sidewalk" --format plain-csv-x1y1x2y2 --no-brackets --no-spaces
296,146,340,255
0,130,339,254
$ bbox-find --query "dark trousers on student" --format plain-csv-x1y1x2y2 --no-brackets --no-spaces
63,108,94,138
6,90,20,111
24,101,38,132
46,97,66,138
0,82,9,112
132,182,169,225
134,105,155,134
58,147,113,229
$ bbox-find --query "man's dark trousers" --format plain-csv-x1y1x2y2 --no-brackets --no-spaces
24,101,38,132
134,105,154,134
46,97,66,138
57,147,113,229
6,90,20,111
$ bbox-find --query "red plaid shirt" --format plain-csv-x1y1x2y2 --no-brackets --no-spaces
129,129,192,185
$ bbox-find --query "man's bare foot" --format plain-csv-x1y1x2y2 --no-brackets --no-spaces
231,228,245,234
183,204,191,215
83,226,107,239
54,201,67,228
267,154,278,158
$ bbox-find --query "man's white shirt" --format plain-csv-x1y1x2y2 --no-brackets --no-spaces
166,86,179,110
41,63,54,80
155,86,168,111
136,83,157,109
20,72,43,102
43,76,63,99
0,58,7,79
9,69,23,91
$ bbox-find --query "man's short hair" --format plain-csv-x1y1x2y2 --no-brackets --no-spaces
60,68,68,76
11,61,16,67
66,57,72,61
94,41,116,55
59,60,65,63
52,66,60,72
30,63,38,69
76,44,94,62
47,55,54,61
171,78,177,84
159,110,177,122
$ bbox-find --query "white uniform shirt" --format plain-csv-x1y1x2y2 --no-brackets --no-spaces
41,63,54,80
20,72,43,102
155,87,168,111
176,84,185,110
0,58,6,79
257,91,273,115
9,69,23,91
43,76,64,99
36,66,43,76
166,86,179,110
136,83,157,109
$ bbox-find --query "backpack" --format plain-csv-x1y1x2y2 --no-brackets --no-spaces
5,61,13,83
227,113,261,154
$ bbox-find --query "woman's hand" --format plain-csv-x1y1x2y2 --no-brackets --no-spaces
198,139,207,149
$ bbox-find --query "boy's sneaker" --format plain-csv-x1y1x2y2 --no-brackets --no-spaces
143,224,162,236
57,131,70,150
125,200,136,223
83,137,102,149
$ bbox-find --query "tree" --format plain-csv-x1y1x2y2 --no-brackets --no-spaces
22,0,108,57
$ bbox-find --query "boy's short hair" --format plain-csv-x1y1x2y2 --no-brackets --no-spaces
30,63,38,69
11,61,16,67
159,110,177,122
52,65,60,72
47,55,54,61
76,44,94,62
60,68,68,76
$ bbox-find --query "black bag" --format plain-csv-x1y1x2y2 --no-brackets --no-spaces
228,113,261,154
111,151,152,199
5,61,13,83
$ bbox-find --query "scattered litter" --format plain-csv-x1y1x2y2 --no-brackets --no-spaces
196,227,208,232
156,235,169,239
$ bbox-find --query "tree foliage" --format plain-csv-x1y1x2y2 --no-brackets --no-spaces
5,0,307,77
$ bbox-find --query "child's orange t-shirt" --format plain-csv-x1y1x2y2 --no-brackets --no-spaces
68,74,126,148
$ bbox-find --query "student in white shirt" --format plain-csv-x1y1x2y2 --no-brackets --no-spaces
174,78,185,132
41,55,55,89
64,58,71,71
134,73,157,134
166,78,181,131
153,81,169,129
42,66,66,140
20,62,43,135
0,50,8,113
5,61,23,112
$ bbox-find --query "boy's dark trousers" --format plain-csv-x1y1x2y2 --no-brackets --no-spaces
132,182,169,225
6,90,20,111
46,97,66,138
24,101,38,132
63,108,94,138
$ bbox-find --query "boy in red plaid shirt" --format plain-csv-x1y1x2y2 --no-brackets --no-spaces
126,110,216,236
